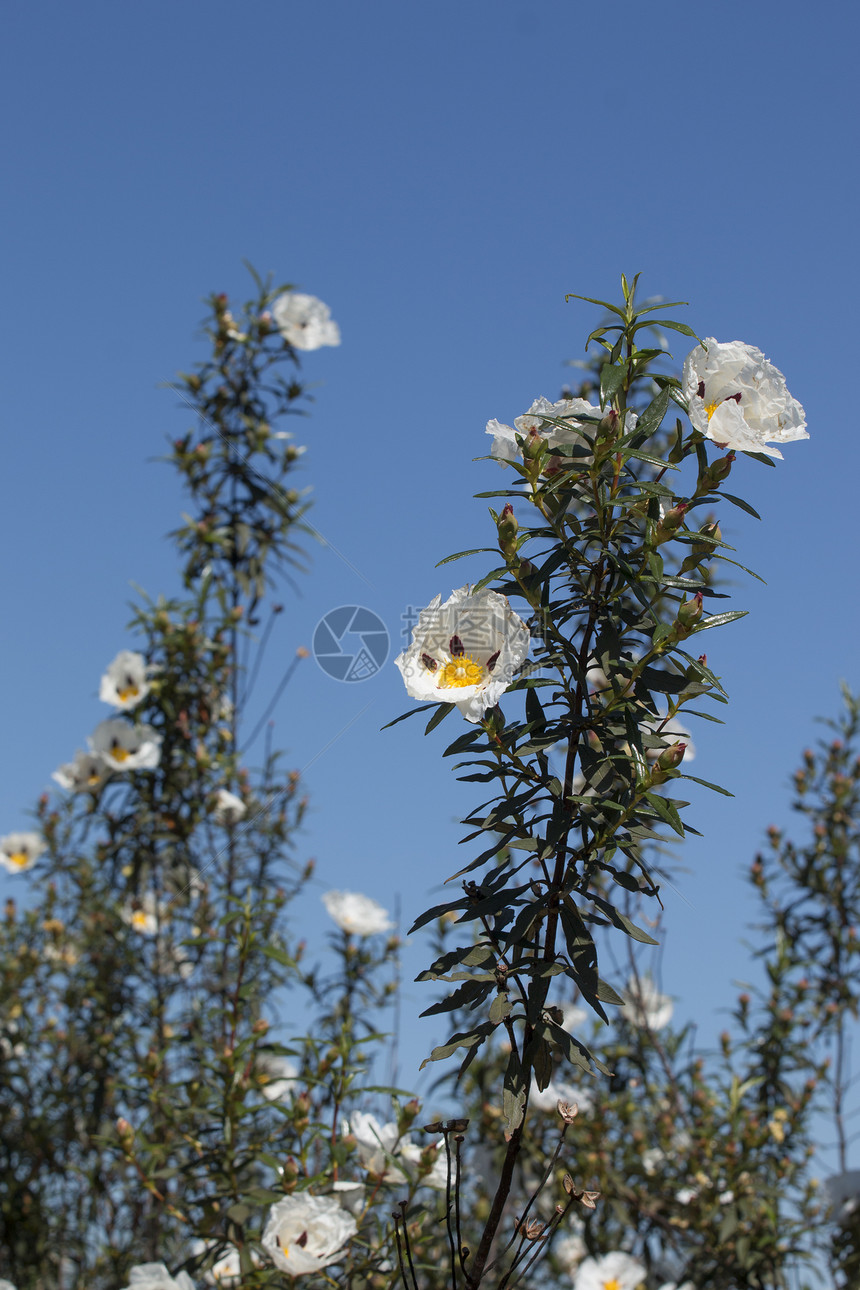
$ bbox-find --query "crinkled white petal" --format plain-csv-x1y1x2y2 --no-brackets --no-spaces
213,789,246,825
262,1194,356,1275
322,890,394,936
622,974,674,1030
99,650,154,710
89,719,162,771
682,338,807,457
53,749,108,792
395,586,530,725
121,1265,196,1290
572,1251,646,1290
0,831,46,874
271,292,341,351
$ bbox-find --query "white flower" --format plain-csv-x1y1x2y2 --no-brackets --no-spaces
658,1283,695,1290
271,292,341,351
487,396,607,466
641,1146,665,1176
322,890,394,937
554,1224,587,1272
348,1111,406,1181
675,1186,698,1205
89,718,162,771
682,339,807,459
0,831,46,874
261,1193,356,1276
189,1240,256,1287
121,892,166,937
622,974,674,1030
119,1265,195,1290
99,650,154,709
573,1251,646,1290
395,585,530,724
52,749,108,793
331,1179,367,1215
529,1075,594,1116
0,1279,18,1290
257,1053,299,1101
398,1138,449,1189
213,789,246,825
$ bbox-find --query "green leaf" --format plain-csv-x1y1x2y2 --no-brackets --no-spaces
565,292,627,320
381,704,433,730
643,791,686,837
634,385,671,440
600,363,626,404
695,610,748,632
420,979,493,1017
680,773,734,796
436,548,496,566
489,993,512,1024
420,1022,494,1068
721,492,761,520
425,702,456,734
589,894,659,945
641,318,701,341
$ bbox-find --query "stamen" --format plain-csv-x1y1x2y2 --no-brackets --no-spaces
117,680,140,702
437,653,485,690
9,852,29,869
110,740,130,764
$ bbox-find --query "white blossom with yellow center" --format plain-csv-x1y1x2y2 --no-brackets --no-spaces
99,650,154,710
0,831,46,875
52,749,108,793
572,1251,646,1290
271,292,341,351
261,1193,356,1276
682,338,807,459
395,585,530,724
120,892,165,937
89,718,162,771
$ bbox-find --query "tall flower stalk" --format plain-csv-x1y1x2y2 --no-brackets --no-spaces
394,276,807,1287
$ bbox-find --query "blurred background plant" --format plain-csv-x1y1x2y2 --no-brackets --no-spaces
0,279,858,1290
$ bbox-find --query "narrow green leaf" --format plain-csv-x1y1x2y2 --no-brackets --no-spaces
721,492,761,520
425,702,456,734
436,548,496,566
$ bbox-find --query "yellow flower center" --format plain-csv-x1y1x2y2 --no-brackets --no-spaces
131,911,148,930
8,851,30,869
603,1280,622,1290
117,683,140,702
437,654,485,689
704,400,720,421
111,741,130,764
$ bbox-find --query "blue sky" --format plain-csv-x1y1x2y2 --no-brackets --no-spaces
2,0,859,1158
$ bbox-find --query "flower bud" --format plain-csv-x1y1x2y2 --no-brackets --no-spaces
698,451,735,493
656,741,686,772
654,501,688,545
497,503,519,558
281,1156,300,1192
676,591,703,632
116,1118,135,1151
